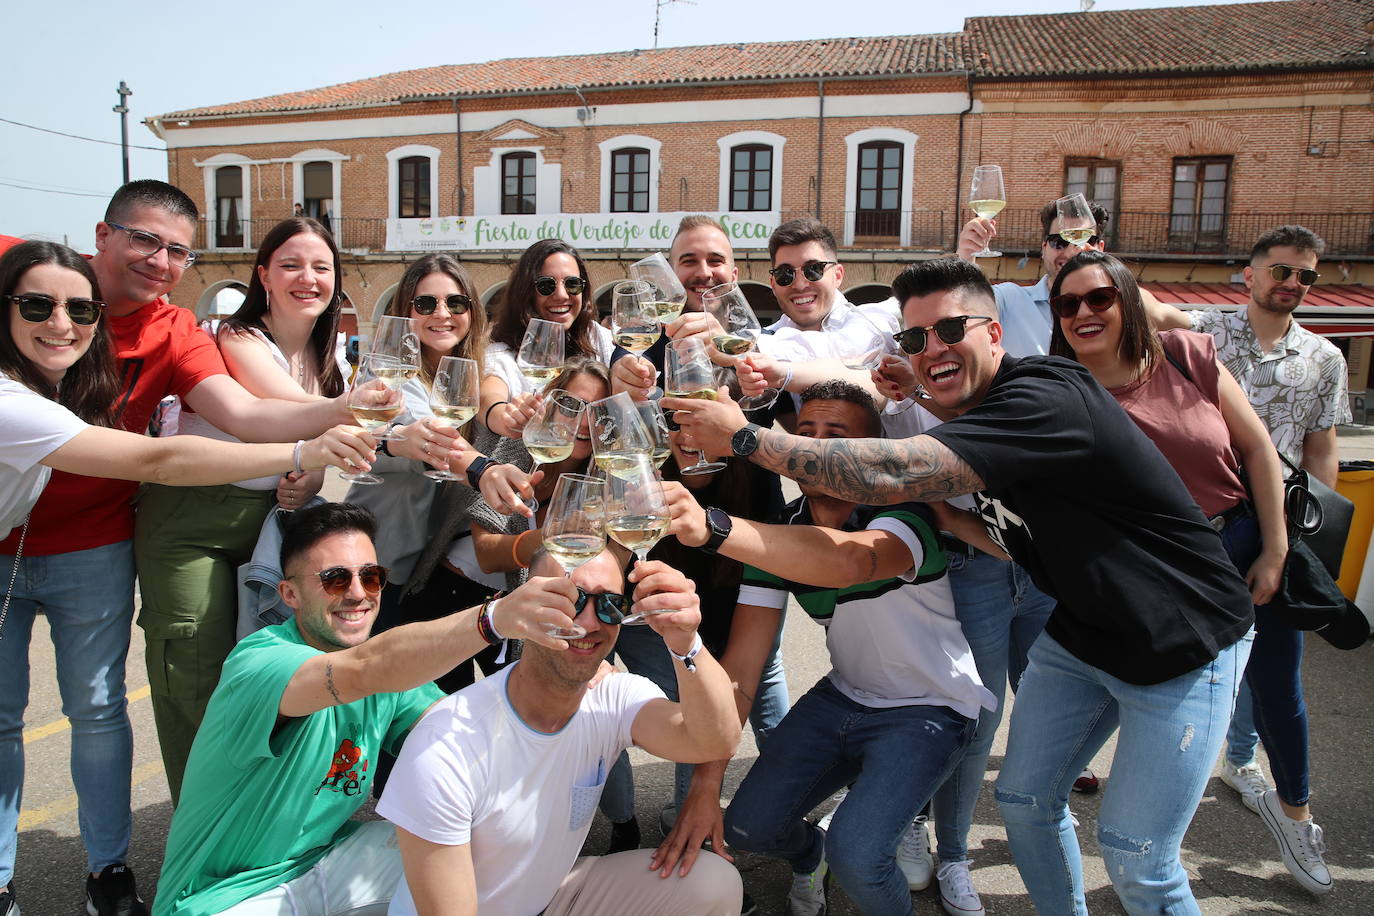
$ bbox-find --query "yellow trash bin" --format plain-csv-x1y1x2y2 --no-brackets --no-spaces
1335,468,1374,598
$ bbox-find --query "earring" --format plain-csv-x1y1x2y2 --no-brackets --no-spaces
265,289,271,313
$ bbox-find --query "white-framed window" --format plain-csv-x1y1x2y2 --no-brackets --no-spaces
473,147,561,216
291,148,347,242
198,153,252,249
386,144,441,218
842,129,918,247
598,135,661,213
717,131,785,213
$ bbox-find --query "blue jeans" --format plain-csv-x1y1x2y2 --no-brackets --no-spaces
932,549,1053,864
0,540,137,883
599,620,790,823
724,678,974,916
995,633,1248,915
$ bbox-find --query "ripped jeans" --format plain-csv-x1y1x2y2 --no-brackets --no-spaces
996,633,1249,915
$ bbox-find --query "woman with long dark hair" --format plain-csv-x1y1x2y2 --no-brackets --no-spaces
0,241,373,911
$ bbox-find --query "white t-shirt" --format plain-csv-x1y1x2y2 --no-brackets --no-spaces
0,375,87,540
483,325,615,400
380,665,664,916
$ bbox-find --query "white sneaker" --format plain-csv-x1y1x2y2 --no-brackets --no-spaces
895,815,934,891
1219,759,1270,814
937,860,985,916
1257,789,1333,896
787,830,830,916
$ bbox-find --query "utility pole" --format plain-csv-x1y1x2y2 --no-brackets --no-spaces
114,81,132,184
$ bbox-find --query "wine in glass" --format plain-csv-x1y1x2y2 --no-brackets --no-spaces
630,252,688,324
611,280,659,355
342,355,405,485
635,400,673,469
821,302,888,372
424,356,479,482
588,392,654,480
523,389,585,467
1055,193,1098,247
540,473,606,639
702,282,781,410
368,315,422,382
606,457,673,625
517,318,566,391
969,165,1006,258
665,339,727,476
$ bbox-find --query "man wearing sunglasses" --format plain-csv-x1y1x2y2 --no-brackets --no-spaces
379,547,745,916
1147,225,1345,895
156,503,588,915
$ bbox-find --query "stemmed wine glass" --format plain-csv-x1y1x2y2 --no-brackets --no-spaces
703,282,781,410
588,392,654,480
822,302,888,373
605,456,672,625
665,339,726,476
368,316,422,380
630,252,688,325
540,473,606,639
1055,193,1097,246
523,389,585,467
969,165,1006,258
517,318,565,391
611,280,659,356
341,354,405,486
424,356,479,482
635,400,672,469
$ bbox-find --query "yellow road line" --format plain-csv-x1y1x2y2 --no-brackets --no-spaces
22,685,152,745
18,760,164,830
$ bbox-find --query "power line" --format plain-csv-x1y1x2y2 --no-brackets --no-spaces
0,175,108,195
0,116,163,151
0,180,109,199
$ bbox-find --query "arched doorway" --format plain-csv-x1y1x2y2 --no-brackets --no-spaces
845,283,894,307
194,280,248,324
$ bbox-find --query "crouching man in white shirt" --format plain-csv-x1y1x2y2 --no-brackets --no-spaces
378,548,744,916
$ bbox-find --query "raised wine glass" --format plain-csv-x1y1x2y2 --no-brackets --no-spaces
540,473,606,638
341,354,405,486
1055,193,1097,247
611,280,659,356
368,315,422,380
588,392,654,480
635,400,673,470
523,389,585,467
630,252,688,325
665,338,727,476
821,301,888,372
702,282,781,410
605,457,673,625
969,165,1006,258
424,356,479,482
516,318,565,392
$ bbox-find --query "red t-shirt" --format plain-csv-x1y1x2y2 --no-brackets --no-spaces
1,299,228,555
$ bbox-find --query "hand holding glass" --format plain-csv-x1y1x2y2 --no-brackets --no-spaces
424,356,479,481
702,282,781,410
610,279,659,355
517,318,565,390
540,473,606,638
665,339,727,476
630,252,688,324
342,356,404,485
969,165,1005,257
523,389,585,466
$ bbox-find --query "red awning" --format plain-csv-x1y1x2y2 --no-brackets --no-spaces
1142,282,1374,337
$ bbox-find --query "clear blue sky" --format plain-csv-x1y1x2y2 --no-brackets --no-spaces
4,0,1261,252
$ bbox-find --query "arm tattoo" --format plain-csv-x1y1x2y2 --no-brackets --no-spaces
864,546,879,582
753,430,985,505
324,661,343,706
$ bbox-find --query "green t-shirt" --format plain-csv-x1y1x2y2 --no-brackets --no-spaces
153,619,442,915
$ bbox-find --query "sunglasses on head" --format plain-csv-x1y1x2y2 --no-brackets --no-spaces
307,564,389,596
1267,264,1319,286
7,294,105,326
768,260,836,287
893,315,993,355
1049,286,1119,319
1044,233,1101,251
411,293,472,315
575,586,629,625
534,275,586,297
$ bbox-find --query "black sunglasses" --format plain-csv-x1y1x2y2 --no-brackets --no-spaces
411,293,472,316
1267,264,1319,286
1044,233,1101,251
768,261,836,287
307,564,388,596
1049,286,1119,319
893,316,993,355
535,275,586,297
575,586,629,625
8,294,105,326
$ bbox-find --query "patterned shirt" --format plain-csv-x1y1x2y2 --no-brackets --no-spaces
1187,306,1351,464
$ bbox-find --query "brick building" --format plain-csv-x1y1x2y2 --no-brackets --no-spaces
148,0,1374,343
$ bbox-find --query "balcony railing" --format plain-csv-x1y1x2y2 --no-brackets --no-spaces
193,210,1374,259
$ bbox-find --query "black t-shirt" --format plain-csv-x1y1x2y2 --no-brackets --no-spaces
926,355,1253,685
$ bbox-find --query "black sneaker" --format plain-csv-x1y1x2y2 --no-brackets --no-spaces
85,864,149,916
1,882,19,916
606,816,642,855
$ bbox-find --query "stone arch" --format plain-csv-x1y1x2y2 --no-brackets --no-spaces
845,283,893,307
194,279,248,323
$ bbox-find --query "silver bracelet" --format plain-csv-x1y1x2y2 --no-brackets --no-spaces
779,361,795,392
292,439,306,475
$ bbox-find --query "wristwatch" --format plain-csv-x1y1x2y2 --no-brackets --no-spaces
730,423,763,457
702,507,733,554
666,632,704,672
465,455,500,489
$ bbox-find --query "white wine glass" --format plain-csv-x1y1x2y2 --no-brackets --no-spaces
424,356,479,482
342,355,405,486
969,165,1006,258
665,339,727,476
517,318,565,391
822,302,888,372
635,400,672,470
1055,193,1097,247
606,457,672,625
588,392,653,480
611,279,659,356
523,389,584,467
630,252,688,325
369,316,422,379
702,282,781,411
540,473,606,639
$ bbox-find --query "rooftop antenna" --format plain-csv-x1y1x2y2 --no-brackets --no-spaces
1080,0,1095,10
654,0,697,49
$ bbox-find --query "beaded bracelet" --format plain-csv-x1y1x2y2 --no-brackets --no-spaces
476,594,506,646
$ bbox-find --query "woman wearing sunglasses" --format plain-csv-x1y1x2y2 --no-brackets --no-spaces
480,239,614,438
0,241,376,899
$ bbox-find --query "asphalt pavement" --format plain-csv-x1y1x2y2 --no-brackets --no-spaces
12,429,1374,913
